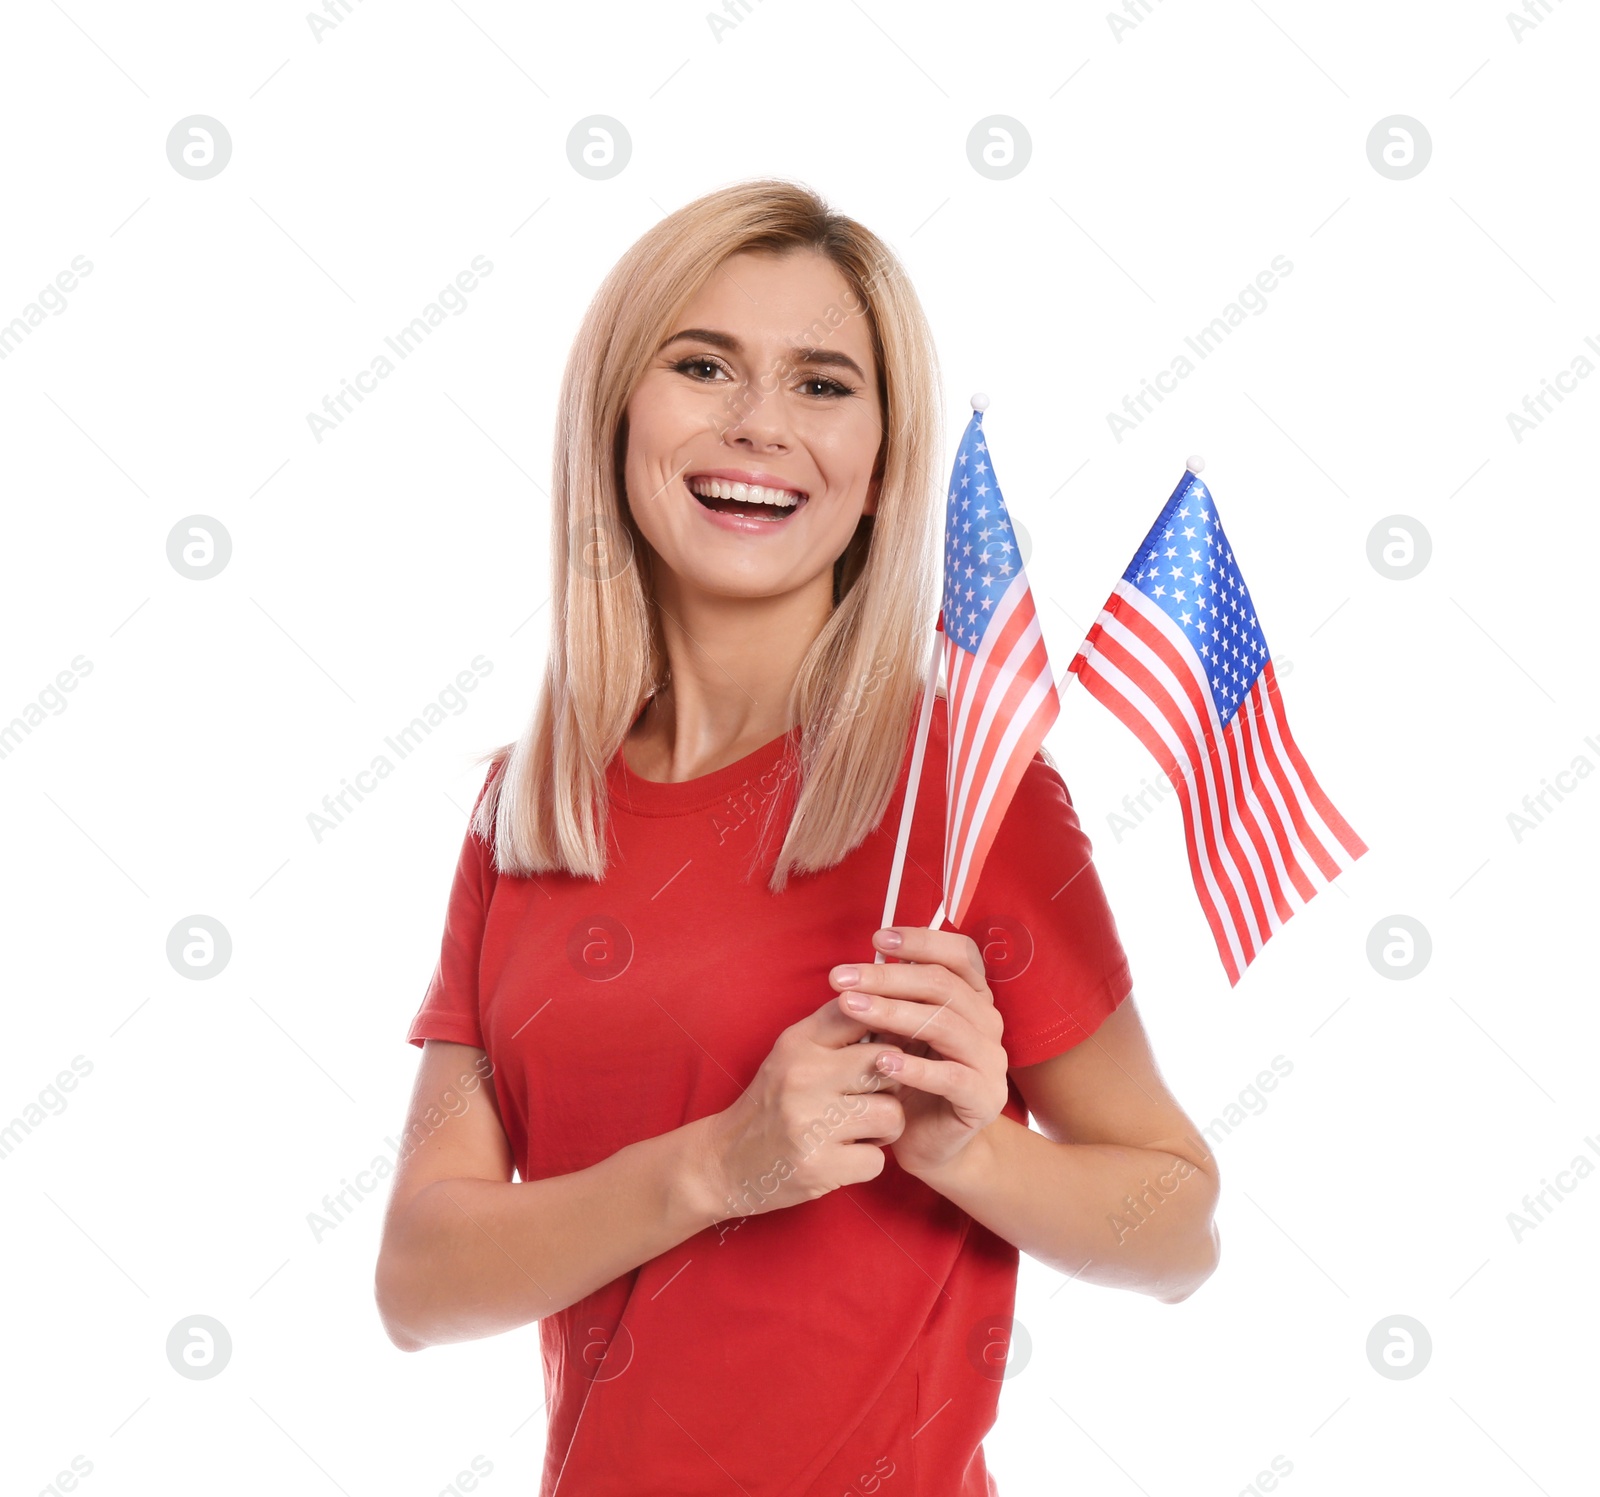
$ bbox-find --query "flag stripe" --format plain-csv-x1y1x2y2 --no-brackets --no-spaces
1074,652,1245,984
1236,683,1319,903
1248,680,1342,881
947,576,1033,862
1221,710,1295,926
949,616,1053,872
1259,661,1370,862
1094,607,1272,951
944,576,1058,925
1111,587,1288,939
1243,683,1337,885
1076,617,1260,972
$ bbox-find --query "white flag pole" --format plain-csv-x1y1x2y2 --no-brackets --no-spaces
856,620,941,1049
875,621,944,966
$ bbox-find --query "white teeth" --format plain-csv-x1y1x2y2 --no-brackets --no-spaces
688,477,805,508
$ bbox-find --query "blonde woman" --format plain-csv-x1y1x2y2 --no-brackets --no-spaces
376,178,1220,1496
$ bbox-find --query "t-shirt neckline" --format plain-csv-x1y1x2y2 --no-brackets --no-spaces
608,719,802,816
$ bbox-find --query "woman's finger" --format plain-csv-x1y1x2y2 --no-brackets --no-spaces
837,990,986,1066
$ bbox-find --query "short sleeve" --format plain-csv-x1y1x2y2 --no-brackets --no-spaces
955,754,1133,1069
405,760,504,1050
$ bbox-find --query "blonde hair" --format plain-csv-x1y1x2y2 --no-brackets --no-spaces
474,177,946,891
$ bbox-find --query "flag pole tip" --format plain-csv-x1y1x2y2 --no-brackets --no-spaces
1185,453,1205,473
970,392,989,411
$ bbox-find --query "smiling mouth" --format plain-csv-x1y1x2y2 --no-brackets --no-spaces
686,475,809,521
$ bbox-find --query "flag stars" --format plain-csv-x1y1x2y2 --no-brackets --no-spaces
1123,488,1272,728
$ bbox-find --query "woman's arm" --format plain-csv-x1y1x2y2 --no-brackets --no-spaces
910,994,1220,1304
375,1040,722,1351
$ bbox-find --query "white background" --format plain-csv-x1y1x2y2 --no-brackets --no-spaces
2,1,1594,1494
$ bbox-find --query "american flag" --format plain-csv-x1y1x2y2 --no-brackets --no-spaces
1067,467,1367,985
937,406,1060,930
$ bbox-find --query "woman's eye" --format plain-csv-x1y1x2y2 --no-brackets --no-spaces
674,357,727,381
673,357,855,399
799,377,854,398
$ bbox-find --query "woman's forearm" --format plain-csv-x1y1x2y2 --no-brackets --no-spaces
909,1114,1221,1303
377,1115,723,1351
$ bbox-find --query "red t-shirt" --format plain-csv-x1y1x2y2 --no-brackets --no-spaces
406,696,1133,1496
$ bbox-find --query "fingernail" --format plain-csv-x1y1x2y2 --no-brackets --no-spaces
843,992,870,1011
875,928,902,949
876,1052,902,1073
833,966,860,987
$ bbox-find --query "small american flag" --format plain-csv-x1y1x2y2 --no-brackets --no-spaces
1068,466,1367,985
937,406,1060,930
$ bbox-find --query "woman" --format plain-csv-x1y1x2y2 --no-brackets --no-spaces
375,178,1220,1497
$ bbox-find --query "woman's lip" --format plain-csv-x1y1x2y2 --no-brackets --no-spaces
685,475,807,532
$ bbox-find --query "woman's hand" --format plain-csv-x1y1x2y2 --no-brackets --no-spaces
697,998,908,1231
828,927,1011,1182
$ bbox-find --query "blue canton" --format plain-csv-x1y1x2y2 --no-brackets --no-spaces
942,411,1018,656
1120,471,1271,727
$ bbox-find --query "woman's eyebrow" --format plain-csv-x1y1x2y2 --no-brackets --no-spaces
658,327,866,383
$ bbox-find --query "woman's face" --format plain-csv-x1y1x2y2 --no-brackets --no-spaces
622,248,883,604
